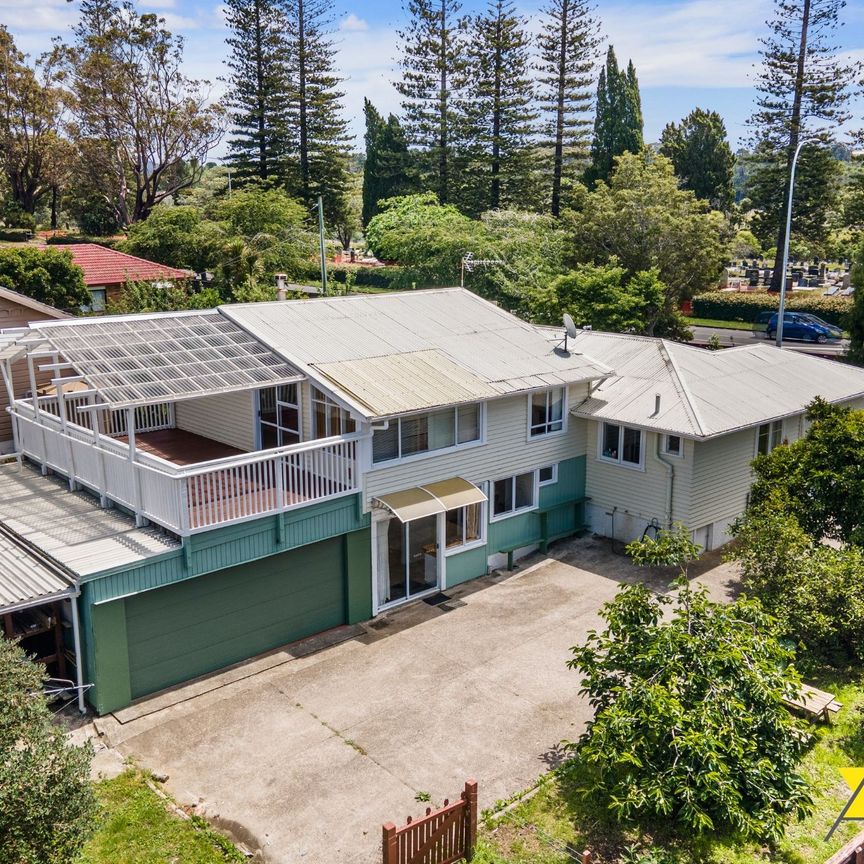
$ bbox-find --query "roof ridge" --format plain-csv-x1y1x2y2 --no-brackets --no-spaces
659,340,707,437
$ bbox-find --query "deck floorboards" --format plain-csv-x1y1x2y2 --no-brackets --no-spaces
119,429,243,466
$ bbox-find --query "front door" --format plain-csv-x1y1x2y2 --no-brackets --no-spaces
377,514,440,607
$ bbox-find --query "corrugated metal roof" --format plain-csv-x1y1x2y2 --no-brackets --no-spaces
0,463,179,577
222,289,611,418
0,525,75,613
31,311,303,409
569,331,864,438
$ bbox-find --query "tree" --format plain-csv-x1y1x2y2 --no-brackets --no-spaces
107,279,220,314
528,261,664,334
60,0,225,225
585,47,643,188
362,101,414,226
282,0,352,225
0,247,90,310
121,205,214,270
396,0,467,205
0,639,96,863
748,0,860,291
0,27,66,217
460,0,537,213
567,579,811,840
536,0,600,216
568,151,728,336
659,108,734,209
849,240,864,365
223,0,292,184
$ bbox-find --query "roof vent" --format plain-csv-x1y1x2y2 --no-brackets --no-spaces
653,393,661,417
275,273,287,301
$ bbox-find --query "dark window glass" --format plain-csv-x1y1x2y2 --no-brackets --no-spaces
457,404,480,443
515,472,534,509
400,415,428,456
493,478,513,516
372,424,399,462
602,423,620,459
622,427,641,465
665,435,681,456
539,465,555,484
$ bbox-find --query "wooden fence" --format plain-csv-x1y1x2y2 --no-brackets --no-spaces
825,829,864,864
382,781,478,864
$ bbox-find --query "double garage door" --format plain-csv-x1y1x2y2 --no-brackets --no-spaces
125,537,345,699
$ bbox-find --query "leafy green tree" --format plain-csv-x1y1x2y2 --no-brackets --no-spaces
460,0,537,213
625,523,701,575
536,0,600,216
0,638,96,863
568,151,728,336
529,261,664,334
223,0,292,184
396,0,467,204
585,47,643,188
107,280,220,314
0,247,89,310
567,579,811,840
121,205,211,270
362,100,414,226
747,0,859,291
659,108,734,209
849,240,864,365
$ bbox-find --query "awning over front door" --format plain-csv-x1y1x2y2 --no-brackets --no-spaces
373,477,487,523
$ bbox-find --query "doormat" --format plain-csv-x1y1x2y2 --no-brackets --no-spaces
423,593,452,606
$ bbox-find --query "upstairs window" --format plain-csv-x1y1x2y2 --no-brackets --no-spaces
258,385,300,448
530,388,565,437
756,421,783,456
372,403,482,463
663,435,682,457
311,386,355,439
600,422,643,468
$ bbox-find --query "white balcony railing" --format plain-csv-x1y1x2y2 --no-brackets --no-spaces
11,400,362,536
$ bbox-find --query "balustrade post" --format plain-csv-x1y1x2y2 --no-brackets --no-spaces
127,407,146,527
26,352,48,473
275,453,285,512
57,380,78,491
382,823,397,864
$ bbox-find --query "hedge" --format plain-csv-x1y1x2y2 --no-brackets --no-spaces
692,291,853,328
0,228,33,242
297,262,404,290
46,234,119,248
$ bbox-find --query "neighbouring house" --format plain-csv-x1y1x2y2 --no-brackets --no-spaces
57,243,193,310
1,288,863,715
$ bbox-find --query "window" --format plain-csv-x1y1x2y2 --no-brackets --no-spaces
600,422,643,468
372,403,482,463
445,502,484,550
492,471,536,519
529,387,565,437
538,464,558,485
663,435,682,457
258,384,300,448
311,387,355,438
87,288,106,312
756,420,783,456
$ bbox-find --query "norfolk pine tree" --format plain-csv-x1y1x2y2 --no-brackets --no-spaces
362,99,414,226
536,0,599,217
223,0,292,183
748,0,859,291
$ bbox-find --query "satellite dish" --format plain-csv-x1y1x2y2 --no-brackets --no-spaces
563,313,578,340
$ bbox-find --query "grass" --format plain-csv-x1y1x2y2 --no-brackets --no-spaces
77,769,244,864
476,670,864,864
685,317,764,331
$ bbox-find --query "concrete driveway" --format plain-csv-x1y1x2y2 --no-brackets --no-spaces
93,536,738,863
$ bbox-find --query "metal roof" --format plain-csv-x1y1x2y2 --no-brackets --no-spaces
0,463,179,577
221,289,611,418
569,331,864,438
30,311,303,409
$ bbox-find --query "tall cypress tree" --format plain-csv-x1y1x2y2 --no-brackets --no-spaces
748,0,859,291
460,0,537,213
224,0,291,183
362,99,414,225
537,0,600,217
585,46,644,186
282,0,351,224
396,0,467,204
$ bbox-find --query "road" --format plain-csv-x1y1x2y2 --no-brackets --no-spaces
690,325,849,357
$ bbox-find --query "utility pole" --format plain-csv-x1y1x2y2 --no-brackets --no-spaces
776,138,806,348
317,195,328,296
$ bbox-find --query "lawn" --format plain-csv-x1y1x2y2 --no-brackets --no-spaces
77,769,243,864
476,671,864,864
686,316,763,331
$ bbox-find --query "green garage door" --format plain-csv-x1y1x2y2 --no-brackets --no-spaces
125,537,345,699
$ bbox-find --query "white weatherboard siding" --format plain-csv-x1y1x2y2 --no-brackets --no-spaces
363,385,589,507
174,391,256,452
584,422,693,541
689,429,754,534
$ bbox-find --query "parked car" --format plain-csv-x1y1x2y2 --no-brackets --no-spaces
765,312,843,343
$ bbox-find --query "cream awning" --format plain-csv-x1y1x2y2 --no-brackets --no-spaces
374,477,487,523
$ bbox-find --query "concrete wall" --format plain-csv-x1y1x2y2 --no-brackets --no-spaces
174,390,257,452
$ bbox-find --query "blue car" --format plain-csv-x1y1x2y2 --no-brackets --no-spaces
765,312,843,343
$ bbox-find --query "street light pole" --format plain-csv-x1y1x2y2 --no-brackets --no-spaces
776,138,806,348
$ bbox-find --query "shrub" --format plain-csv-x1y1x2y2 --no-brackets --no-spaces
691,290,852,327
0,247,90,311
45,234,118,248
0,228,33,242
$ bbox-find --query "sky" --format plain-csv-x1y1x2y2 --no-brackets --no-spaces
4,0,864,160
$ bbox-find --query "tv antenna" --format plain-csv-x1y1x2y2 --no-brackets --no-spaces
460,252,507,287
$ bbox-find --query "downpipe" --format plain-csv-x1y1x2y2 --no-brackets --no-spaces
653,433,675,529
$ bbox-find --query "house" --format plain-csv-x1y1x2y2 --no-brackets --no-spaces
57,243,193,310
1,288,863,715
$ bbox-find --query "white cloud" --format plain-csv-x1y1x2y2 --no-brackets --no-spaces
138,0,177,8
339,13,370,32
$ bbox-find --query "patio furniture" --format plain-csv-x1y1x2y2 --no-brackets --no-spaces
783,683,841,723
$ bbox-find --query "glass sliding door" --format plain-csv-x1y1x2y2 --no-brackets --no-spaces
407,514,438,596
376,514,440,607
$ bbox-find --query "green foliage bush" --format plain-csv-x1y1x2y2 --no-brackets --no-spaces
0,247,90,311
0,228,33,242
692,290,852,327
45,234,118,247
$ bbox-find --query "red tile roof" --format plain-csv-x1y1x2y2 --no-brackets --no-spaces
56,244,193,287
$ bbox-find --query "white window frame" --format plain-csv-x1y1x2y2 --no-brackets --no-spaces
311,385,356,438
755,420,783,456
662,434,683,458
84,288,107,313
597,422,645,471
538,463,558,486
371,402,486,466
443,499,487,556
256,384,302,449
527,387,568,440
489,470,538,523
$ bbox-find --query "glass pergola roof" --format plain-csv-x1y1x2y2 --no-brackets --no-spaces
33,312,303,408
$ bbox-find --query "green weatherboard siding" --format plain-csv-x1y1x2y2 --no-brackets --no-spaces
445,545,488,587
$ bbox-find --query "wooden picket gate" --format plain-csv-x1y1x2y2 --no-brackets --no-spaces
382,780,478,864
